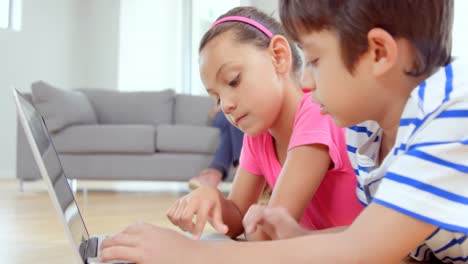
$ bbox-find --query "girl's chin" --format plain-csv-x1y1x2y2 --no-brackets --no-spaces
242,126,264,137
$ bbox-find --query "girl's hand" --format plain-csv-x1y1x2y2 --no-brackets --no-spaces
243,205,307,240
166,186,228,239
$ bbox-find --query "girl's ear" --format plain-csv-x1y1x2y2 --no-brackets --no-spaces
367,28,398,77
269,35,292,75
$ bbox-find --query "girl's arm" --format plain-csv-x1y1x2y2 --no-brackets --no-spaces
246,143,331,240
223,166,266,238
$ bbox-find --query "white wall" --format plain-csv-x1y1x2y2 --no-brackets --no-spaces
0,0,120,179
118,0,183,92
453,0,468,59
0,0,77,179
74,0,120,89
247,0,278,18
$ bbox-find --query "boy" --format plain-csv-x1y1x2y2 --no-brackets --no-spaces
100,1,467,263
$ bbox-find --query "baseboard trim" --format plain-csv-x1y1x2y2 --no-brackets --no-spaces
76,180,231,194
12,179,233,193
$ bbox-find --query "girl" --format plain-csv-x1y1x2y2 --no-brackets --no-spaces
166,6,362,241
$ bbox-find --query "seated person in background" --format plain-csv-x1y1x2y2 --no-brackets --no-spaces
188,103,244,189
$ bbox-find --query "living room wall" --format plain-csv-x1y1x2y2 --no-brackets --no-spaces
0,0,275,180
3,0,465,181
76,0,120,89
0,0,120,179
118,0,183,92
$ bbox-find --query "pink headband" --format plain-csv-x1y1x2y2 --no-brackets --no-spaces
211,16,273,38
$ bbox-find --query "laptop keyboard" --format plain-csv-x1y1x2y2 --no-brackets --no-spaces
83,235,134,264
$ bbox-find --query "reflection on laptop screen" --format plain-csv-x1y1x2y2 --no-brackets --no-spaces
15,90,90,261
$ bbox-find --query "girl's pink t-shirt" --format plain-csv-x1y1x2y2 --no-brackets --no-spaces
240,92,363,230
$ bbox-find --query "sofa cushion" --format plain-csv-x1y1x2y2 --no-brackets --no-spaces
156,124,219,154
174,94,214,126
31,81,98,133
81,89,175,126
51,124,156,154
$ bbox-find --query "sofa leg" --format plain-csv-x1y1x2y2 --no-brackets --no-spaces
18,179,24,192
69,178,77,194
82,187,88,208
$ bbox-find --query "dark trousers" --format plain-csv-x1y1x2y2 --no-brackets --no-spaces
209,111,244,180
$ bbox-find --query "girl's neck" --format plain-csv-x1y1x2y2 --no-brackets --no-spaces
268,83,303,146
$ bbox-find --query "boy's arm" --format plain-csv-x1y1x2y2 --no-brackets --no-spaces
206,202,436,264
100,203,435,263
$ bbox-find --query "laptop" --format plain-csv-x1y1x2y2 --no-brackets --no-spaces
13,88,131,264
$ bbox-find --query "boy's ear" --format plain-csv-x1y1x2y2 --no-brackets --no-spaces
269,35,292,75
367,28,398,76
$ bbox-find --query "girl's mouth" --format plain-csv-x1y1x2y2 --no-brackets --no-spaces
235,114,247,125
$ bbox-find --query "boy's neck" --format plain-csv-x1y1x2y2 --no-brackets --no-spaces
378,127,397,165
375,38,431,132
376,73,428,163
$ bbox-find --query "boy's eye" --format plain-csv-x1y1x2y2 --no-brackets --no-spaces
228,74,240,87
217,98,221,105
308,58,319,66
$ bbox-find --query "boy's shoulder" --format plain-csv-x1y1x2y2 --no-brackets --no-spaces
414,59,468,115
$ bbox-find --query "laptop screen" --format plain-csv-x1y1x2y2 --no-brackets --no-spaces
14,90,90,261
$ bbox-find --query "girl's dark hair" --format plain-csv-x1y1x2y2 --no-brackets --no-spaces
279,0,453,77
199,6,303,79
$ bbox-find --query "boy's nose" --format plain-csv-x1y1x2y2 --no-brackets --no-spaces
308,77,317,92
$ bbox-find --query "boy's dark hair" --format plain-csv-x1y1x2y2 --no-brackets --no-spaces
279,0,453,77
199,6,303,79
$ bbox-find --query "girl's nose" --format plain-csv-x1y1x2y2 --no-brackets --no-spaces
221,98,236,114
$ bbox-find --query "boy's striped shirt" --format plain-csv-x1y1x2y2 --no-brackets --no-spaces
346,59,468,262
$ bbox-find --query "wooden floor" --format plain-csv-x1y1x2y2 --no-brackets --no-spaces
0,179,426,264
0,179,196,263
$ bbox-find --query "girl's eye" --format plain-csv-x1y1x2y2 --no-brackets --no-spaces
217,98,221,105
228,74,240,87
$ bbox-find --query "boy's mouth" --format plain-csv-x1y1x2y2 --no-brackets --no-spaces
310,95,329,115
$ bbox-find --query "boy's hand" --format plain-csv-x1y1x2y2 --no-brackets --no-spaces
166,186,228,239
243,205,307,240
99,222,195,263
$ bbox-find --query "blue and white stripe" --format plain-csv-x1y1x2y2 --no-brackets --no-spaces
347,59,468,262
346,120,380,205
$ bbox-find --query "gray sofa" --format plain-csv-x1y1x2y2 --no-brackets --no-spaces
17,81,235,186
